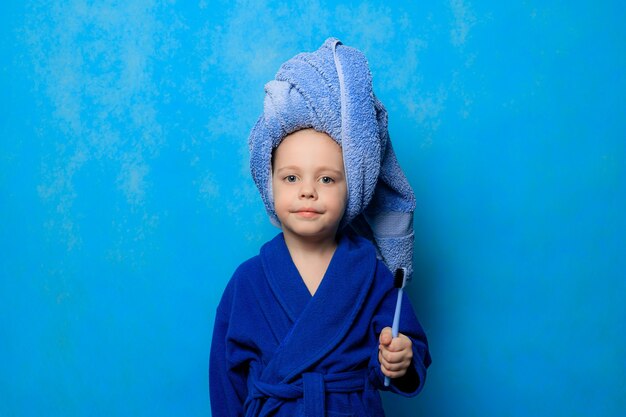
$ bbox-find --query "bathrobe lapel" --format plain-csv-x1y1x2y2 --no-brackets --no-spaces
259,232,377,383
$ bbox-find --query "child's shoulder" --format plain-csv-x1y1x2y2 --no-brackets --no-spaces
230,252,264,286
217,253,263,312
226,235,280,288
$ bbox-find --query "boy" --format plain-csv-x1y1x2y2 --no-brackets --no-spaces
210,38,430,417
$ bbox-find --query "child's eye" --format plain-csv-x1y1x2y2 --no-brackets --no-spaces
320,176,334,184
284,175,298,183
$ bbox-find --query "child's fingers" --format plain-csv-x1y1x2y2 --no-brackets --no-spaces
380,366,408,379
379,330,413,380
379,333,413,379
381,360,408,373
379,331,413,352
379,351,409,378
388,333,413,353
379,327,393,345
379,345,411,364
379,349,407,368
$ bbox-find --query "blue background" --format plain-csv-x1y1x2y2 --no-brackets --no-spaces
1,1,624,416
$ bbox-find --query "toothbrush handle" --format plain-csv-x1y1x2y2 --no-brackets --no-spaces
384,288,404,387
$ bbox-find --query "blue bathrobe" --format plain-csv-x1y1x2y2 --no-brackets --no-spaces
209,231,430,417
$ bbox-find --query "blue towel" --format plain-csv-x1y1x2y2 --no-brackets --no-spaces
249,38,416,276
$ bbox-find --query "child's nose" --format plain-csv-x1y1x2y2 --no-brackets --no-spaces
299,181,318,199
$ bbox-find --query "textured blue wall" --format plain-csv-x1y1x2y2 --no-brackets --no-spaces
1,1,624,416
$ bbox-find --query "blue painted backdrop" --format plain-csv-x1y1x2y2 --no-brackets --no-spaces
1,1,624,416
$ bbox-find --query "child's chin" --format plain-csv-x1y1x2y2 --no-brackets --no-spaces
288,227,335,240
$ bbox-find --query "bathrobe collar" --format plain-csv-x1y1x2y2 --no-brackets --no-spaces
259,230,377,382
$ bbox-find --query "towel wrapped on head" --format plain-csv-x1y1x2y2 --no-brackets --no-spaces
249,37,416,277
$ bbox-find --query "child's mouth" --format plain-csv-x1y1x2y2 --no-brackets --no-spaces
294,208,322,218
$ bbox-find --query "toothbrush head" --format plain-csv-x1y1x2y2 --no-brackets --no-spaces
393,267,409,289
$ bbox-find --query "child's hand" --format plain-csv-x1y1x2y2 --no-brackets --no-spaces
378,327,413,380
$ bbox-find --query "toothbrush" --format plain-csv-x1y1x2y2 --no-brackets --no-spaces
384,267,409,387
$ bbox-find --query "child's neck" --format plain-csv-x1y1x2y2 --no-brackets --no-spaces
283,232,338,296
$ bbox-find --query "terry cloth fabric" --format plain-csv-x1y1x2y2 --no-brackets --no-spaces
249,37,416,276
209,231,431,417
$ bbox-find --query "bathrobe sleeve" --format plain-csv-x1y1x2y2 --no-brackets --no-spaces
368,264,431,396
209,274,250,417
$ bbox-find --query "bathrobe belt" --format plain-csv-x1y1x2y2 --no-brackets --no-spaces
245,369,367,417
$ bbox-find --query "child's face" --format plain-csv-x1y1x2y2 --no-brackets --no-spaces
272,129,347,243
